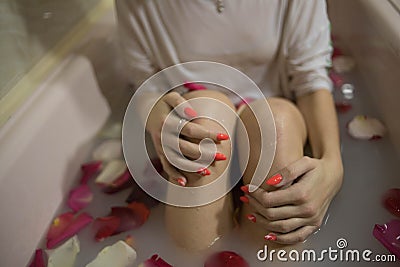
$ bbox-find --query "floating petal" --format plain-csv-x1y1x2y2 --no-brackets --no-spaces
28,249,46,267
92,139,123,161
47,236,80,267
139,254,173,267
204,251,249,267
335,102,352,113
332,56,355,73
102,169,134,194
85,240,137,267
95,160,126,187
111,202,150,233
347,115,386,140
373,220,400,259
47,213,93,249
47,212,74,243
68,184,93,212
80,161,103,184
329,71,344,88
93,216,121,242
126,183,159,209
99,123,122,139
383,188,400,218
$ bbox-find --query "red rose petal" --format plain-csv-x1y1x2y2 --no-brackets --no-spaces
93,216,121,242
28,249,46,267
47,212,93,249
184,81,207,91
383,188,400,217
335,102,352,113
373,220,400,259
141,254,173,267
111,202,150,233
67,184,93,212
80,161,103,184
47,212,75,242
332,47,343,59
329,71,344,88
204,251,249,267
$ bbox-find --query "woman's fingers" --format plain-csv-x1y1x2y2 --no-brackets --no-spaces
158,154,187,187
248,184,303,208
266,226,319,245
163,91,198,120
250,214,307,234
264,156,317,188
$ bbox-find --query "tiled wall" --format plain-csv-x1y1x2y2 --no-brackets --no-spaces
0,0,100,99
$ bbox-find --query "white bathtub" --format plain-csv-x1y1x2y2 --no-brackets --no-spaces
1,2,400,266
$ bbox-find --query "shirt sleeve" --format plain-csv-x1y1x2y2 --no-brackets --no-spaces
115,0,157,88
283,0,333,98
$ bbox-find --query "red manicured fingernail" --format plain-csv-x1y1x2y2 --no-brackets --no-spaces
247,214,256,223
197,167,211,176
214,152,227,161
240,196,249,204
216,133,229,141
264,233,277,241
184,107,197,118
177,177,187,187
240,185,249,194
266,174,282,186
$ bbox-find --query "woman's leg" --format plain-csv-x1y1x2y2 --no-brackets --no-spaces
238,97,307,244
165,90,237,250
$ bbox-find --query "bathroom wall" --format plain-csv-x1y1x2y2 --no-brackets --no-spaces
328,0,400,155
0,0,100,100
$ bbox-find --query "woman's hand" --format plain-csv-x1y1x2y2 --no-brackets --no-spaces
245,156,343,244
146,91,229,186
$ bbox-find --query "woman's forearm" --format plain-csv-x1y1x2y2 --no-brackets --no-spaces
296,90,342,164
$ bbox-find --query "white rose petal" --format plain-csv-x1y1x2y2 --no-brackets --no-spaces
47,235,80,267
92,139,123,161
348,115,386,140
85,241,137,267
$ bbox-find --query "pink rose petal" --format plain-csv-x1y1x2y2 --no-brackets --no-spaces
80,161,103,184
28,249,46,267
67,184,93,212
204,251,249,267
47,212,93,249
329,71,344,88
373,219,400,259
236,97,255,110
184,81,207,91
140,254,173,267
47,212,75,242
383,189,400,218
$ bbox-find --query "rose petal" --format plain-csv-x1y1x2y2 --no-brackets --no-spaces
184,81,207,91
95,160,126,187
139,254,173,267
93,216,121,242
335,102,352,113
47,212,75,242
111,202,150,233
47,213,93,249
204,251,249,267
86,241,137,267
347,115,386,140
329,71,344,88
124,235,135,248
332,47,343,59
80,161,103,184
68,184,93,212
373,220,400,259
47,236,80,267
236,97,254,109
102,169,134,194
99,123,123,139
383,188,400,218
332,56,356,73
92,139,123,161
29,249,46,267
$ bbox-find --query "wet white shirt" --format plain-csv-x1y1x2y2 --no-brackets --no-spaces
116,0,333,101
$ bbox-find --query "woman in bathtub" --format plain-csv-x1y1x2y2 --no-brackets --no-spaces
116,0,343,250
